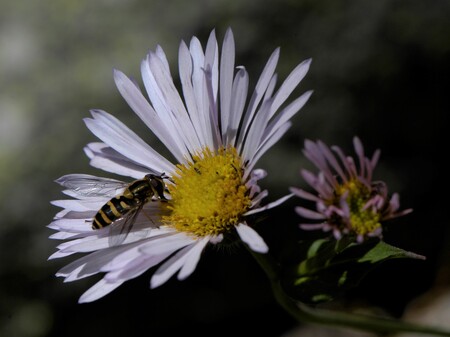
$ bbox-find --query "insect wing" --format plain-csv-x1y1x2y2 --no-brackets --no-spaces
56,174,128,198
108,205,143,247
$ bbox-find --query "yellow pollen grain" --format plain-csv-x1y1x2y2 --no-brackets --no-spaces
162,146,251,237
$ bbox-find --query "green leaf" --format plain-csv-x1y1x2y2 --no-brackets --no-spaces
358,241,426,263
281,237,425,304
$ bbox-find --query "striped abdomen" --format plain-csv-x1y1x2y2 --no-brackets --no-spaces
92,193,140,229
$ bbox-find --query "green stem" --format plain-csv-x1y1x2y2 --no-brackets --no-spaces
247,247,450,336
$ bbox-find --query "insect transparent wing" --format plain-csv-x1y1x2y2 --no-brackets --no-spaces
108,205,143,247
55,174,128,198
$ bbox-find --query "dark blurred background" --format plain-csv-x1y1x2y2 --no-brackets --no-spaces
1,0,450,336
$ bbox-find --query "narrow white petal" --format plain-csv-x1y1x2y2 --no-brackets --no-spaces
101,246,143,272
249,189,268,208
204,29,219,103
65,227,174,253
140,56,189,156
269,58,312,119
155,45,171,74
240,99,271,162
264,90,313,142
48,250,75,259
235,223,268,253
85,148,152,179
220,28,235,142
100,232,175,273
84,110,173,174
244,193,294,216
49,218,93,232
202,66,222,148
79,278,124,303
51,199,103,212
178,41,206,145
62,265,89,282
150,244,194,288
58,244,132,281
177,237,209,280
146,52,202,152
105,253,170,282
57,236,98,252
238,48,280,146
227,68,248,145
49,231,80,240
190,37,214,147
263,73,278,103
139,232,194,256
114,70,185,162
245,121,291,175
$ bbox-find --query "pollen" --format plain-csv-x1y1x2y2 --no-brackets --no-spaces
162,146,252,237
335,179,381,236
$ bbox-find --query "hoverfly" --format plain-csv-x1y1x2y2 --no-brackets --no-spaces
56,173,170,246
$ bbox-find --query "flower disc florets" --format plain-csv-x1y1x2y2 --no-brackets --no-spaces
163,146,251,237
291,137,412,242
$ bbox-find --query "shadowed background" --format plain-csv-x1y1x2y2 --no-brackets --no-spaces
1,0,449,336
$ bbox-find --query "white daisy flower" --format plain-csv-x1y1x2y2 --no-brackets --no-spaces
49,28,312,303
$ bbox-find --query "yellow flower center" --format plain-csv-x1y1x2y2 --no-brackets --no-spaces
335,179,381,236
162,146,252,237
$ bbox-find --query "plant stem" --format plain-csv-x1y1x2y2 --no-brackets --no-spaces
247,247,450,336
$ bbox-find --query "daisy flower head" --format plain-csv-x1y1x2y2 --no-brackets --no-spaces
291,136,412,243
49,28,313,303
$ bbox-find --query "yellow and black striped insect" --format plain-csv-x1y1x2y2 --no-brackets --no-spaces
56,173,169,246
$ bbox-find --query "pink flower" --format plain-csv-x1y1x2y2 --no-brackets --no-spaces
291,137,412,243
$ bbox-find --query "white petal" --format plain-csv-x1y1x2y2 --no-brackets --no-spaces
79,278,124,303
51,199,102,212
155,45,171,74
113,70,185,162
57,245,129,282
101,252,139,275
48,250,75,259
61,265,88,282
226,67,248,145
146,52,202,152
269,58,312,119
204,29,219,103
219,28,235,142
150,244,193,288
104,253,170,282
190,36,214,147
238,48,280,147
235,223,268,253
202,65,222,148
178,41,206,145
84,110,173,174
84,145,153,179
49,218,93,232
245,121,291,175
244,193,294,216
65,227,173,253
240,99,272,162
178,237,209,280
49,231,80,240
264,90,313,142
139,232,194,256
140,58,190,156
